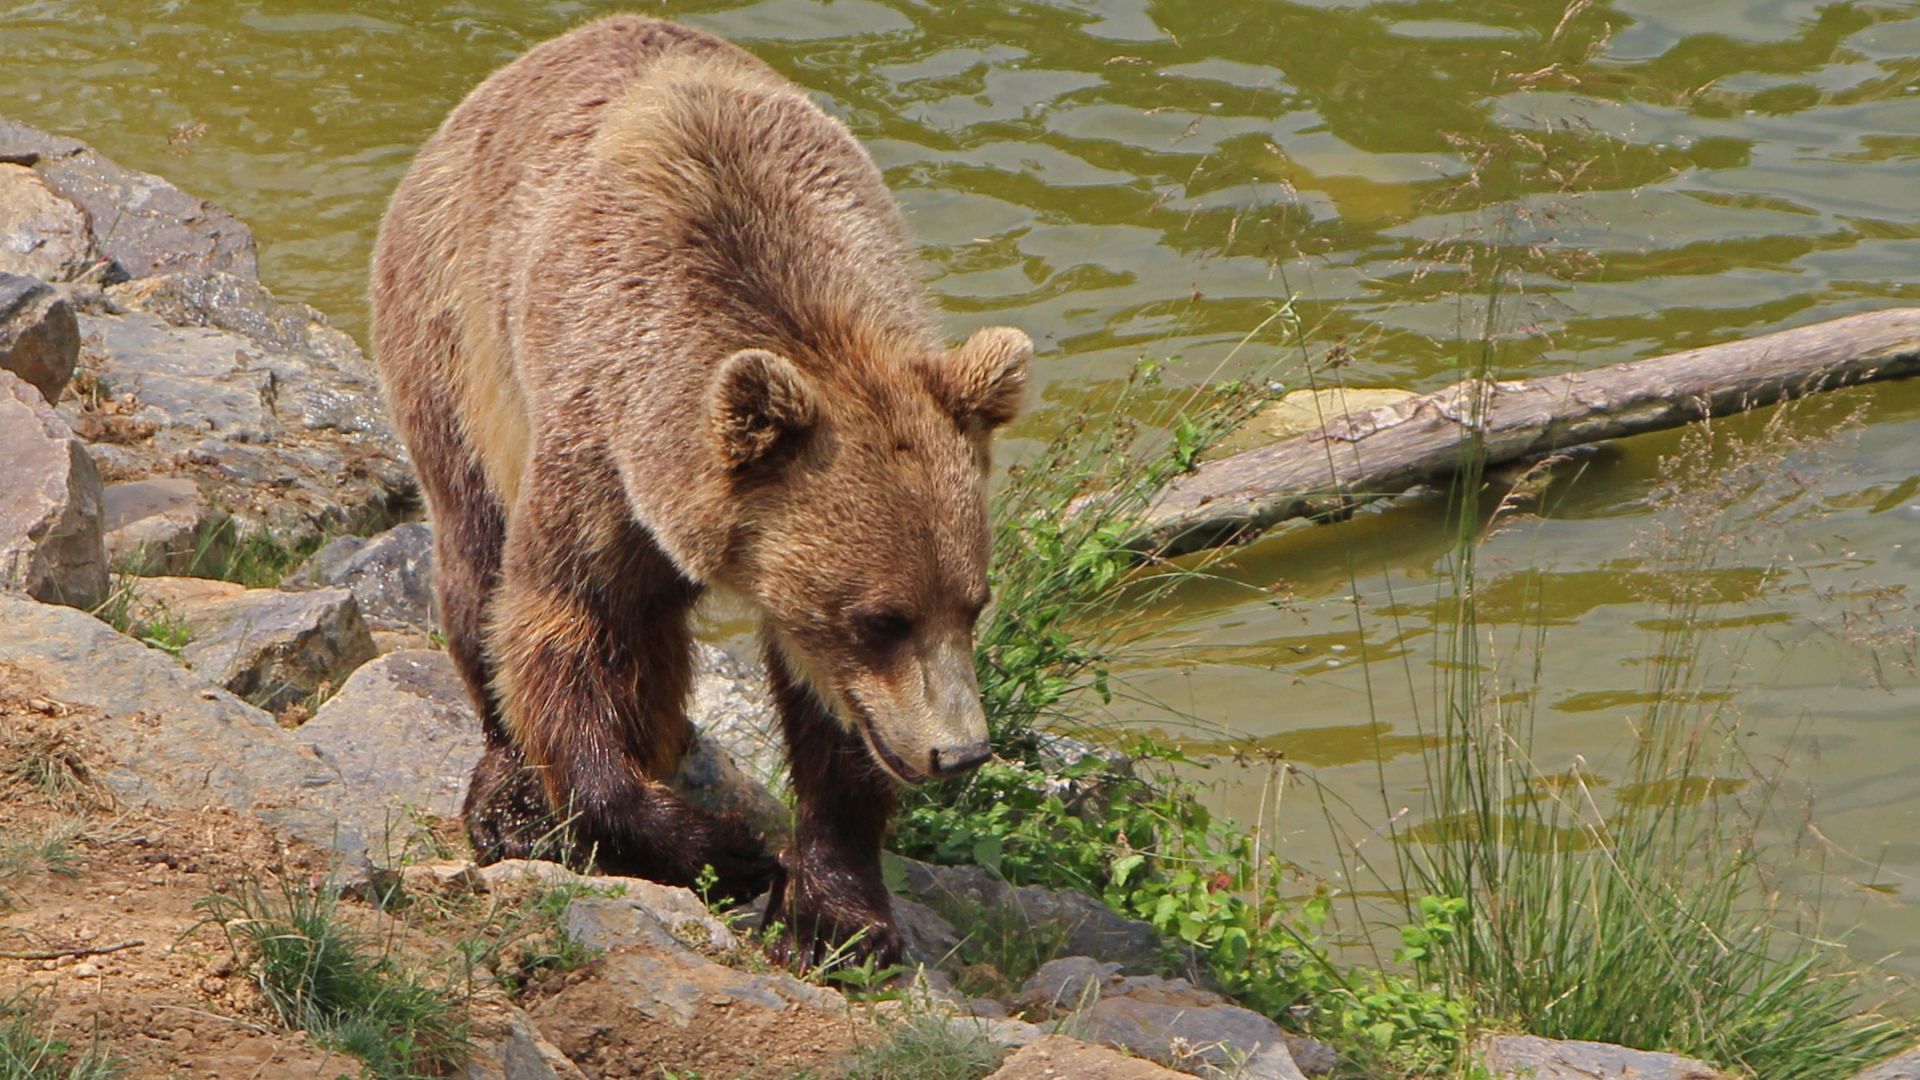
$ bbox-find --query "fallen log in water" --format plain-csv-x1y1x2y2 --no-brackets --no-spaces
1126,308,1920,557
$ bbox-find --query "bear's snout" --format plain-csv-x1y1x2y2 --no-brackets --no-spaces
927,739,991,779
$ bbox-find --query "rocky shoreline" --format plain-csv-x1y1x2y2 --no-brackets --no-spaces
2,114,1915,1080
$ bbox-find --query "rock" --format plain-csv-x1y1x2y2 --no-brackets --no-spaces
284,522,435,629
942,1014,1046,1051
100,476,230,573
988,1035,1190,1080
672,707,792,845
299,650,481,831
567,891,739,954
897,860,1196,981
0,272,80,401
528,936,852,1079
893,895,966,967
135,577,375,710
61,307,410,539
0,164,96,282
462,1002,586,1080
1854,1048,1920,1080
1283,1034,1337,1077
110,271,362,367
687,641,787,791
0,592,376,860
1019,958,1305,1080
0,115,255,282
0,368,106,609
1477,1035,1731,1080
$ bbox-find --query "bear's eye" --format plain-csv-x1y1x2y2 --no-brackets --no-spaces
857,610,914,647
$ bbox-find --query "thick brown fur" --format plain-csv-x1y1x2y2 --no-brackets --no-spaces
370,16,1029,964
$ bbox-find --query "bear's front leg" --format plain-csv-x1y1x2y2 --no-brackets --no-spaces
764,645,902,969
484,493,777,903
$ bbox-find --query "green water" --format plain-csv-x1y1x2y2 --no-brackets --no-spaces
8,0,1920,979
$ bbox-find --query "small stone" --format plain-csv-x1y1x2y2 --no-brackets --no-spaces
0,272,80,402
1854,1047,1920,1080
100,476,229,574
283,522,434,629
988,1035,1188,1080
70,962,98,977
1477,1035,1732,1080
0,368,106,609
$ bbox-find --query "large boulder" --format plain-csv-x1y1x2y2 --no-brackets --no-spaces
0,164,96,282
1019,958,1305,1080
1477,1035,1730,1080
0,271,79,401
0,115,255,282
136,576,376,710
0,367,106,609
0,592,376,860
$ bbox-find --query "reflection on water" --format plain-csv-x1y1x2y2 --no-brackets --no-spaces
5,0,1919,973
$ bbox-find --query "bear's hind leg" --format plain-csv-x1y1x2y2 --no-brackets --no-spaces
764,643,902,968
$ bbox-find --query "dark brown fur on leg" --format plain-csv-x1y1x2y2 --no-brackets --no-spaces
487,468,776,901
764,644,901,968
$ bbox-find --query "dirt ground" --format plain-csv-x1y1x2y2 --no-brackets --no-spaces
0,668,877,1080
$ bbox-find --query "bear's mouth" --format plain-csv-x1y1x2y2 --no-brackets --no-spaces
843,694,927,785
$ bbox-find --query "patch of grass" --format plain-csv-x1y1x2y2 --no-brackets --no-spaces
845,1011,1006,1080
194,878,468,1079
0,990,119,1080
90,578,194,656
201,523,326,588
922,894,1070,995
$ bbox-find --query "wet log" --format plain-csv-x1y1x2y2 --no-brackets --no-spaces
1126,307,1920,557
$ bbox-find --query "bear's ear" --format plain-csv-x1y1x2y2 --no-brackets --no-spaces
929,326,1031,431
708,348,818,470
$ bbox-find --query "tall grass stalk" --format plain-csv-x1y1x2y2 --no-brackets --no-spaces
1353,301,1911,1076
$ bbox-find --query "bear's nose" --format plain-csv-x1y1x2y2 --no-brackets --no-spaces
927,740,991,778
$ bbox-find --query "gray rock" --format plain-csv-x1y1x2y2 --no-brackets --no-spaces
1477,1035,1730,1080
61,308,410,539
300,650,481,828
0,115,255,282
672,705,791,845
565,888,738,954
1282,1034,1337,1077
687,641,787,792
1854,1048,1920,1080
898,859,1194,981
942,1014,1046,1050
0,368,106,609
894,895,966,968
462,1003,586,1080
0,592,375,860
0,164,96,282
0,272,79,401
110,271,361,367
100,476,230,573
285,522,436,630
141,579,376,710
1019,958,1305,1080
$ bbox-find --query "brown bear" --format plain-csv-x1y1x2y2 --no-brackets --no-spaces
368,15,1030,964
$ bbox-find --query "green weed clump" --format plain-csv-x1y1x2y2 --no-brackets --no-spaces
845,1012,1006,1080
195,879,468,1079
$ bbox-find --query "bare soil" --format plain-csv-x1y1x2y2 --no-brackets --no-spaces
0,667,878,1079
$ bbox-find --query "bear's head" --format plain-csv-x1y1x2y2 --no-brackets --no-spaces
706,326,1031,784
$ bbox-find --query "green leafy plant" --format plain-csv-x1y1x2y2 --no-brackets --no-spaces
0,991,119,1080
